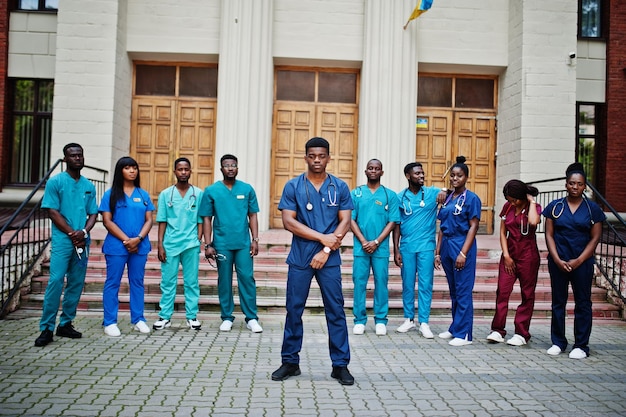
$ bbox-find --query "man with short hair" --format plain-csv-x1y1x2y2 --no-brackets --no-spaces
200,154,262,333
350,159,400,336
153,157,204,331
35,143,98,347
271,137,355,386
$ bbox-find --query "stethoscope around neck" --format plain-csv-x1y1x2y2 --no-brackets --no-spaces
355,185,390,211
305,175,337,211
401,188,425,215
551,195,594,225
167,185,197,210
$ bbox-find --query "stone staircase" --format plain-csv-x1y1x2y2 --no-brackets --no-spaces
20,225,622,319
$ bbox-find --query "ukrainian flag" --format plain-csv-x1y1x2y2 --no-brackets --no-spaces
404,0,434,29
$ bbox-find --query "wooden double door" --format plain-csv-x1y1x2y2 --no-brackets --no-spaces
270,102,358,228
130,98,217,203
415,108,497,234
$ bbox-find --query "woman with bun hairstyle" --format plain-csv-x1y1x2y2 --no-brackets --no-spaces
486,180,541,346
542,162,605,359
435,156,482,346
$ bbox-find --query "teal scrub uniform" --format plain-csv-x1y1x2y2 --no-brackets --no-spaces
397,186,440,324
156,185,203,320
199,180,260,323
351,185,400,325
40,172,98,331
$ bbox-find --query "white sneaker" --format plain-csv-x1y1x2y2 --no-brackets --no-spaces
186,318,201,330
220,320,233,332
375,323,387,336
438,330,453,340
506,334,527,346
546,345,563,356
486,331,505,343
449,336,472,346
133,321,150,334
418,323,434,339
353,324,365,335
396,319,416,333
569,348,587,359
246,319,263,333
153,318,171,330
104,324,121,337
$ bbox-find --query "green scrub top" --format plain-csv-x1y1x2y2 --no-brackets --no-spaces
199,180,259,250
41,172,98,247
157,185,203,257
351,185,400,257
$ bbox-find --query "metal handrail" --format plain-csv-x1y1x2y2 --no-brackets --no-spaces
0,159,108,317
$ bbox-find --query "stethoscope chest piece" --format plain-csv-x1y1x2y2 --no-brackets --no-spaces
306,202,313,211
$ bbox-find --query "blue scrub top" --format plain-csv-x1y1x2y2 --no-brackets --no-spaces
542,197,605,262
437,189,482,238
397,186,440,253
42,172,98,247
99,187,155,255
198,180,260,250
156,185,203,256
351,185,400,257
279,173,353,267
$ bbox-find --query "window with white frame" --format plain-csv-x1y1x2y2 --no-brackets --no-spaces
577,103,599,185
16,0,58,11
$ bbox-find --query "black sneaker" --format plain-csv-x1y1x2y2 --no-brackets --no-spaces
34,330,54,347
331,366,355,385
271,363,301,381
56,322,82,339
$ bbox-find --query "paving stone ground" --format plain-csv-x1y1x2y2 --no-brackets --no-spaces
0,311,625,417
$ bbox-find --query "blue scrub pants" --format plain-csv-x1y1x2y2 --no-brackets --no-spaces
352,255,389,325
215,247,258,322
400,250,434,324
103,253,148,326
440,236,476,341
40,243,89,331
548,259,593,355
159,246,200,320
281,264,350,367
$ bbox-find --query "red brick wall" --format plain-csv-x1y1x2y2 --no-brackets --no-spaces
0,3,8,192
605,0,626,212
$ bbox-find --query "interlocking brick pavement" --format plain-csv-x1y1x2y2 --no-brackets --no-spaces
0,312,625,416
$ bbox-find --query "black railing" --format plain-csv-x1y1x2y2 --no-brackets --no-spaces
0,160,107,317
530,177,626,306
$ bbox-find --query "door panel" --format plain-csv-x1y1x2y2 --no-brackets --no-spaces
130,98,216,203
415,110,452,189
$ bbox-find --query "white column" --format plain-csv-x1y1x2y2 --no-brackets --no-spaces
358,0,418,192
51,0,130,177
216,0,274,231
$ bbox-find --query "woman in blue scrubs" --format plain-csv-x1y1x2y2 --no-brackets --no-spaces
435,156,481,346
543,162,605,359
99,157,154,336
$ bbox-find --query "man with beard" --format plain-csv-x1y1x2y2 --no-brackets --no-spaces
153,157,204,331
35,143,98,347
200,154,262,333
393,162,447,338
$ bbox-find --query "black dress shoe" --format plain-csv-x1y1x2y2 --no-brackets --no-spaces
56,322,82,339
331,366,355,385
271,363,301,381
34,330,54,347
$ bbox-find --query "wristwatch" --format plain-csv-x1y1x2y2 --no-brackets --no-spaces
374,239,380,246
137,235,144,241
323,246,331,254
82,228,88,238
252,237,260,242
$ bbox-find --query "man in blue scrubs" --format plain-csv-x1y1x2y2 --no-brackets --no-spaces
35,143,98,347
271,137,355,385
350,159,399,336
200,154,262,333
153,157,204,331
393,162,446,339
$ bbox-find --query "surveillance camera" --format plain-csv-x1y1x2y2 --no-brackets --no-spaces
569,52,576,59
